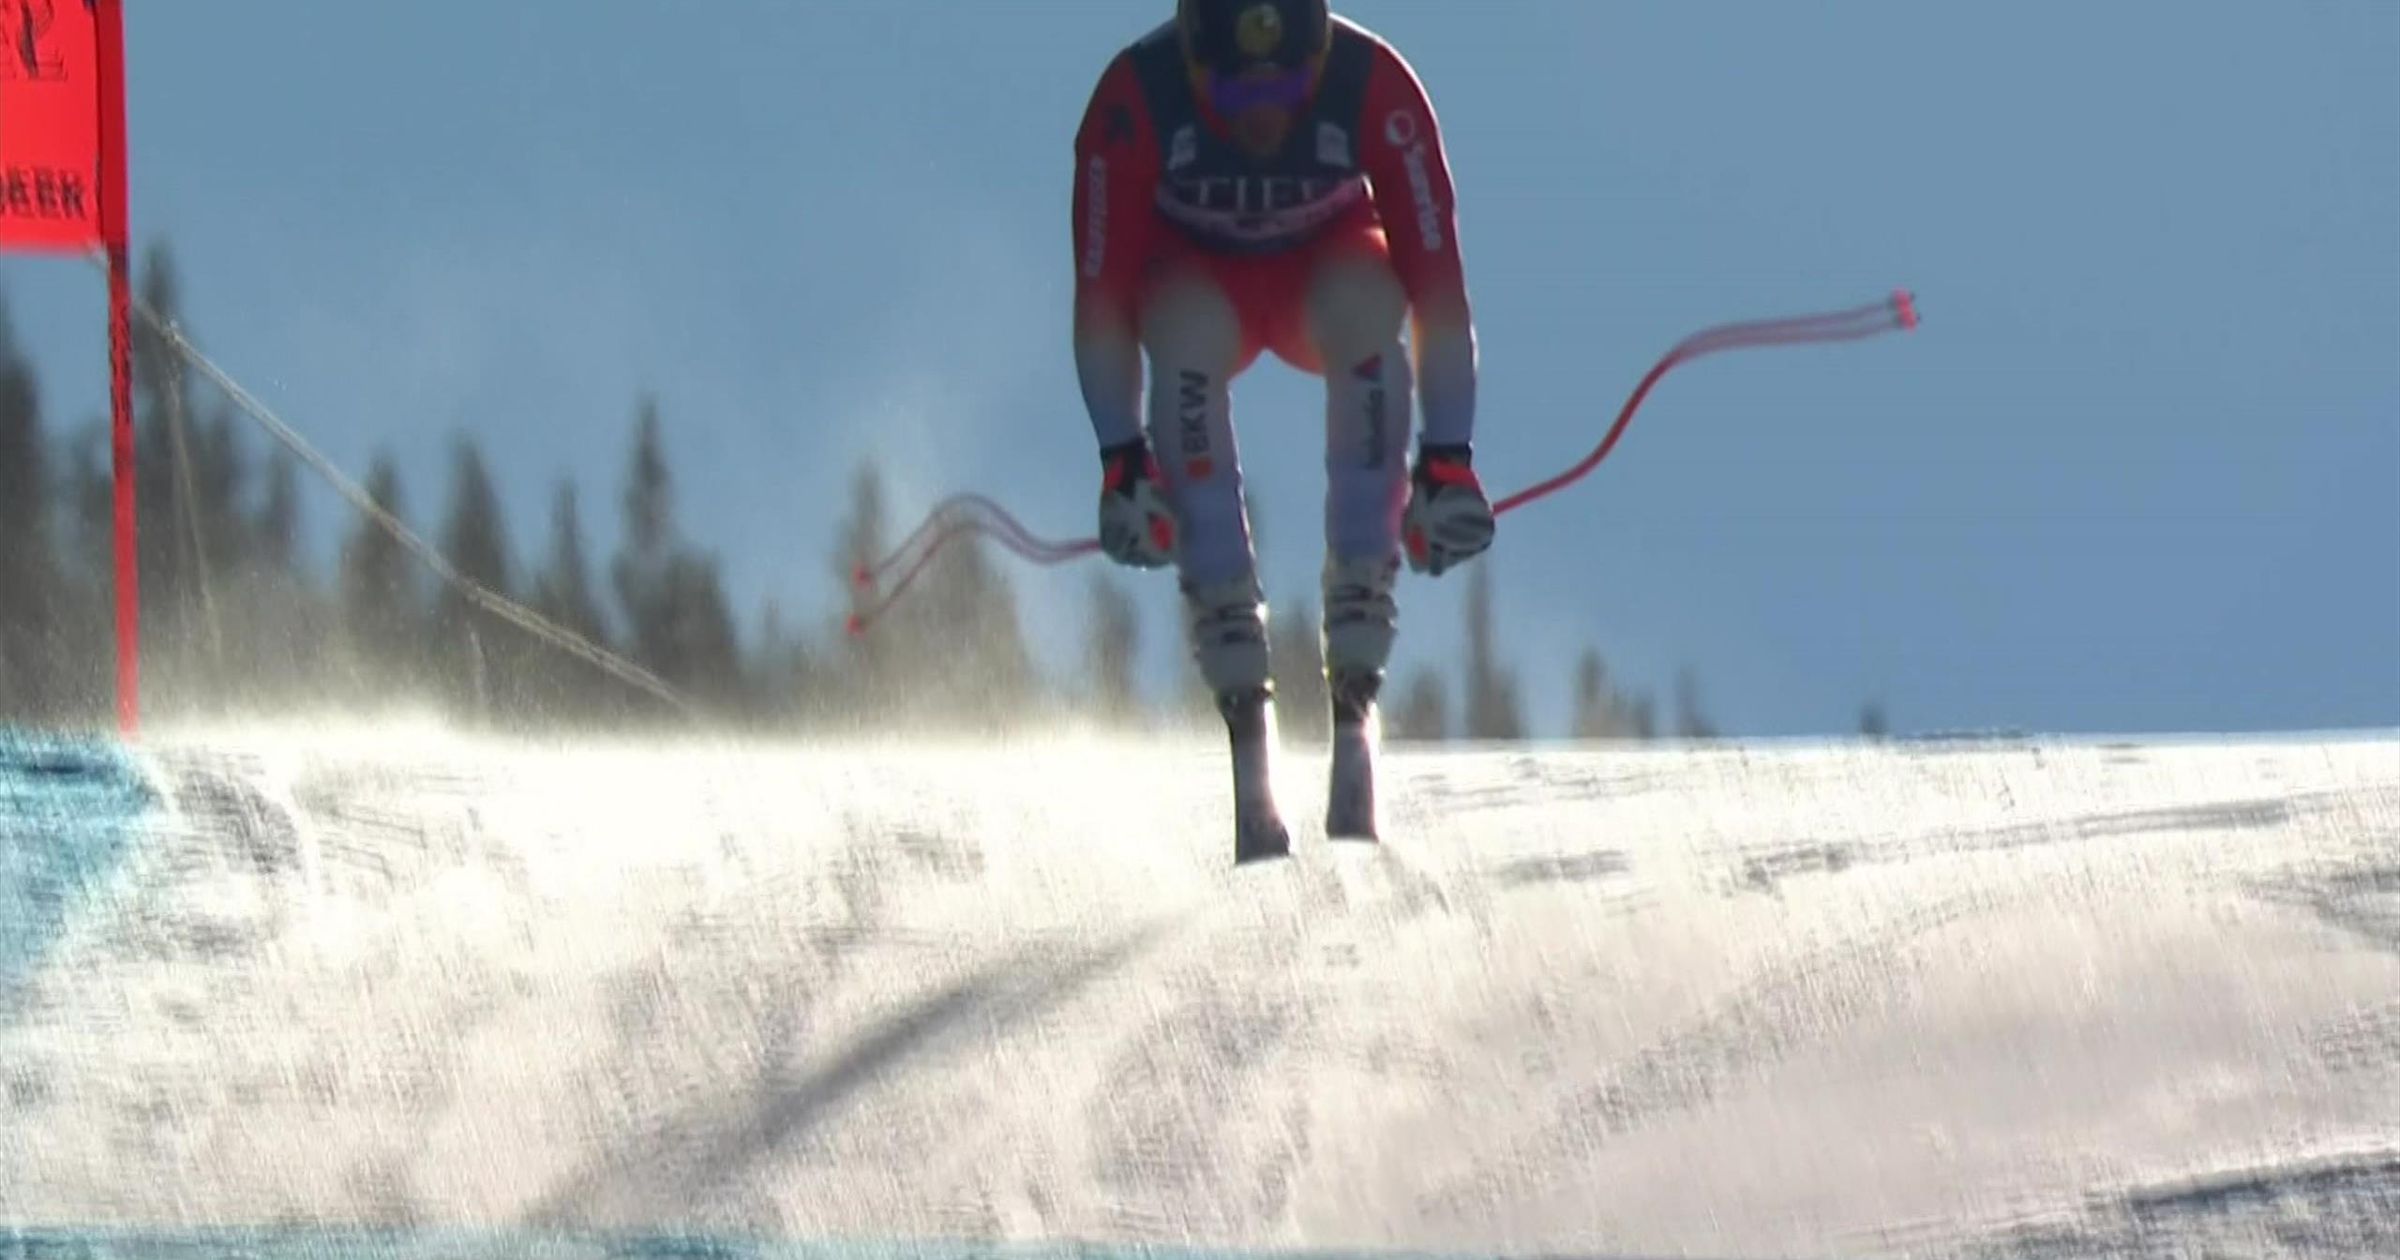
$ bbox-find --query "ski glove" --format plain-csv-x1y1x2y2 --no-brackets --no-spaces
1402,442,1495,576
1097,438,1178,570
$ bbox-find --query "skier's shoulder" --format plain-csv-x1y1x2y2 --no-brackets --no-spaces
1082,18,1214,154
1330,14,1424,87
1115,18,1188,88
1109,21,1194,90
1079,23,1172,144
1330,12,1389,51
1128,17,1179,59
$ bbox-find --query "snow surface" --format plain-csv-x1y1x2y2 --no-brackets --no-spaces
3,725,2398,1259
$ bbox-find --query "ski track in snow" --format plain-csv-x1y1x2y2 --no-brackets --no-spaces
2,725,2398,1259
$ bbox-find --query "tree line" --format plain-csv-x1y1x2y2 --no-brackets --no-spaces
0,244,1886,741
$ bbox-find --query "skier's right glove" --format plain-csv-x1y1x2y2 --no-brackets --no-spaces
1097,438,1178,570
1402,442,1496,576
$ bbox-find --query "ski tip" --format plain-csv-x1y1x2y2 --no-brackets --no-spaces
844,613,866,638
851,563,876,592
1893,289,1920,330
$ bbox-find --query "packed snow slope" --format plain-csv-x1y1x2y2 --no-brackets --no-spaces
3,724,2398,1259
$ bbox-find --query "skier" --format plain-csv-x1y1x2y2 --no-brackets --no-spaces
1072,0,1494,859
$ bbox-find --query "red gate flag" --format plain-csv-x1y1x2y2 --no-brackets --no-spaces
0,0,134,732
0,0,113,251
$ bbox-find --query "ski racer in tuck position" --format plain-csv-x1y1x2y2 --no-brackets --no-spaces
1072,0,1496,859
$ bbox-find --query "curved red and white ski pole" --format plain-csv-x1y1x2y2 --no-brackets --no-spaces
849,290,1919,636
1490,289,1917,516
845,494,1102,636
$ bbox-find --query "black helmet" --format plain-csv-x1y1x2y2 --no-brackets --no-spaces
1177,0,1333,78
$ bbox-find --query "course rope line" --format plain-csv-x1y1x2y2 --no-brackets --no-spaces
104,259,701,720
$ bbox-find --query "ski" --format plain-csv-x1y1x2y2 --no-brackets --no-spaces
1325,674,1380,841
1326,723,1378,840
1221,686,1291,864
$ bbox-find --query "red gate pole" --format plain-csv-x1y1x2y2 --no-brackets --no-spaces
96,0,137,735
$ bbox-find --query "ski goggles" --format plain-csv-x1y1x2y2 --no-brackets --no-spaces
1204,64,1316,115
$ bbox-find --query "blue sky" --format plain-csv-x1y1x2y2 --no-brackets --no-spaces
4,2,2395,737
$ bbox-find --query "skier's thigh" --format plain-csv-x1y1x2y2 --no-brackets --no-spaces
1138,264,1246,374
1302,241,1408,372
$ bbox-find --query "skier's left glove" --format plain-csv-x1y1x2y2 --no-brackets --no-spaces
1402,442,1495,576
1097,437,1178,570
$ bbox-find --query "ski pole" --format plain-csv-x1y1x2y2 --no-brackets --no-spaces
848,289,1919,636
845,494,1101,636
1490,290,1917,516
